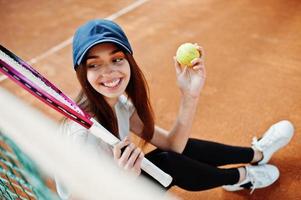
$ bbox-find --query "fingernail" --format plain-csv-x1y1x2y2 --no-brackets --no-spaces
191,59,197,65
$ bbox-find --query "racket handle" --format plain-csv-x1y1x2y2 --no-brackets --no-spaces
89,120,173,187
141,158,173,187
118,146,172,187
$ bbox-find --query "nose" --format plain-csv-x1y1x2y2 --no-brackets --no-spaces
100,63,115,76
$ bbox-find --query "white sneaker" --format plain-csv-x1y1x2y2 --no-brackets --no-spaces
252,120,294,165
222,164,279,193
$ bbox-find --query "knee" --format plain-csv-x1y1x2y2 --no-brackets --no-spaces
151,151,179,169
158,151,178,161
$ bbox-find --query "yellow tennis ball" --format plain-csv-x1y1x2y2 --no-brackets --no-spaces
176,43,200,67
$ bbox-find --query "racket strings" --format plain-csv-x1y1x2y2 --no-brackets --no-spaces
0,49,91,128
0,49,83,117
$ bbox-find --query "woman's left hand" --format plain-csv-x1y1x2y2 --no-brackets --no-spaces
174,44,206,99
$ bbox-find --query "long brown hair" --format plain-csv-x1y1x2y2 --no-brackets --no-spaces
74,51,154,142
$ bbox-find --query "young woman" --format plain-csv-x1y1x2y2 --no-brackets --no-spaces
56,19,294,198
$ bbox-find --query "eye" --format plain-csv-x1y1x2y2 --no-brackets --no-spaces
87,64,102,70
113,57,124,63
87,64,97,68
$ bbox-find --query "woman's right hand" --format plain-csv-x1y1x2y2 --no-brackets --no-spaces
174,44,206,99
113,137,144,176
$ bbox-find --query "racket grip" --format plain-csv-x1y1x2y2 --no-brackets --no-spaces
141,158,173,187
89,120,173,187
119,146,172,187
118,145,172,187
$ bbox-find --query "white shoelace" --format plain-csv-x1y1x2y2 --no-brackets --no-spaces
248,168,265,194
252,137,264,151
252,127,282,151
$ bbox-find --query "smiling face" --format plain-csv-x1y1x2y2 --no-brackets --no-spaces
85,43,131,106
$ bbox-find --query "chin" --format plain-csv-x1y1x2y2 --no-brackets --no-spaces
101,89,125,99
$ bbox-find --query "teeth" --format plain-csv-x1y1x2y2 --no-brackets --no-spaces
102,78,121,88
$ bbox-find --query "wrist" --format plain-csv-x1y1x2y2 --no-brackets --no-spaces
181,92,200,102
179,94,199,113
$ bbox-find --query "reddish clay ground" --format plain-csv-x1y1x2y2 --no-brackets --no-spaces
1,0,300,199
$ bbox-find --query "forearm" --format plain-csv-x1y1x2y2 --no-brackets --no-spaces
152,50,205,152
168,95,199,153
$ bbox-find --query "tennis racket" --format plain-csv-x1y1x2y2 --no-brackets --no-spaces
0,44,173,187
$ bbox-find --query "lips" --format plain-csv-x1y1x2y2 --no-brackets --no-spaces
101,78,122,88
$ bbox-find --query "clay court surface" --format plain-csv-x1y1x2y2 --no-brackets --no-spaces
1,0,301,199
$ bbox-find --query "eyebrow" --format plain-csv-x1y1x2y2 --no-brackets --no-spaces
86,49,123,60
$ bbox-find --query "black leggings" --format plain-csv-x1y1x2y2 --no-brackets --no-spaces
143,138,254,191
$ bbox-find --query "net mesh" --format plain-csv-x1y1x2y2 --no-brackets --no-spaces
0,130,59,200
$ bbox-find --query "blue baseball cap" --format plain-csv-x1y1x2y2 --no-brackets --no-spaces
72,19,133,69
